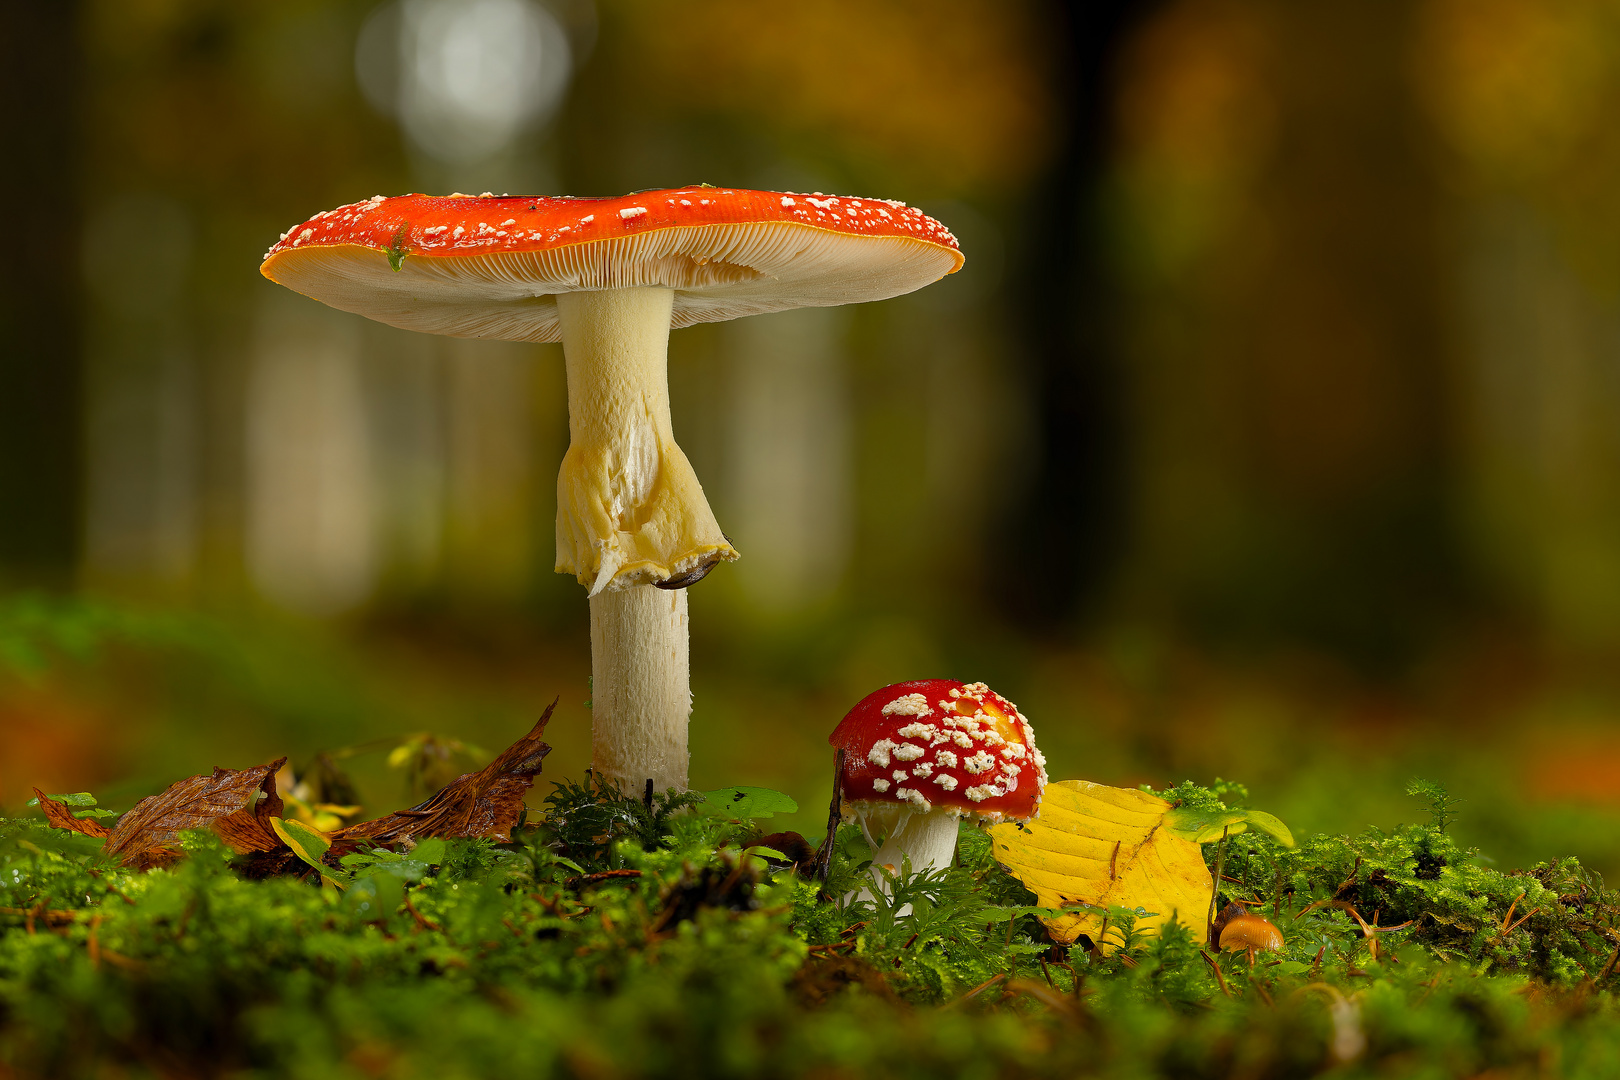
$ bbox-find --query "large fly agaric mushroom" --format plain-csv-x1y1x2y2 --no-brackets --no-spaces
261,188,962,793
830,680,1046,898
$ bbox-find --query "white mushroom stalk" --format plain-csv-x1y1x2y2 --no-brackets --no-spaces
555,287,733,794
260,188,963,797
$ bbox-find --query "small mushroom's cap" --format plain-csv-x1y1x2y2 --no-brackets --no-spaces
260,188,963,341
1219,913,1284,953
830,679,1047,822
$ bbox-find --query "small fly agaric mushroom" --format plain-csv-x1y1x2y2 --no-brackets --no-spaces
830,680,1046,898
261,188,962,793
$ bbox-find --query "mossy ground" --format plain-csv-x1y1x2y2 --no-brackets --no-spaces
6,777,1620,1079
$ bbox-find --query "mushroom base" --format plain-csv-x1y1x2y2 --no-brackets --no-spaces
589,584,690,794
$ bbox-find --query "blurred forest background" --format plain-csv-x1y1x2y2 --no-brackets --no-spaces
4,0,1620,875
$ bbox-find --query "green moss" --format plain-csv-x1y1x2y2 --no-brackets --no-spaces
6,777,1620,1078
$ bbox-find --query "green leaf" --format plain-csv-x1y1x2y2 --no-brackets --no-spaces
385,224,409,271
1235,810,1294,847
270,817,348,887
2,827,107,860
346,872,405,920
699,786,797,820
24,792,115,822
742,845,790,865
1162,807,1295,847
410,837,447,867
26,792,98,807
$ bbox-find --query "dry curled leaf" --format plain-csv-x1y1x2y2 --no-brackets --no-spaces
102,758,288,871
32,789,113,840
990,780,1213,952
333,703,554,847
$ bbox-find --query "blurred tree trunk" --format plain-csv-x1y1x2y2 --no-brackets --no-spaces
1109,0,1460,664
1007,0,1161,627
0,0,82,584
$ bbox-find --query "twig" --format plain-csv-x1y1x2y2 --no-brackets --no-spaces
1063,960,1084,998
807,941,857,956
1005,979,1077,1015
0,905,75,930
948,971,1009,1008
1499,894,1521,933
813,749,845,886
1200,949,1231,997
1503,907,1539,936
1598,942,1620,983
565,869,644,890
1333,858,1362,901
403,889,440,932
1207,827,1229,944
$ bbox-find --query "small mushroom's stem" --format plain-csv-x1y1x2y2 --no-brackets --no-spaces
589,585,690,793
851,807,960,913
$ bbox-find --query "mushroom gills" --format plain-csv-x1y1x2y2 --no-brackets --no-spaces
554,287,738,593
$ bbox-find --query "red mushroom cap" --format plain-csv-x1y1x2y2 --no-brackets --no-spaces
830,680,1047,823
260,187,963,343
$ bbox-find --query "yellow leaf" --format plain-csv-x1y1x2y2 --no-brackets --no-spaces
989,780,1213,951
270,816,346,890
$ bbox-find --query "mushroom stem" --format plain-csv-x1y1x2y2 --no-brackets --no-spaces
554,287,736,594
557,286,735,792
851,806,960,910
589,585,690,793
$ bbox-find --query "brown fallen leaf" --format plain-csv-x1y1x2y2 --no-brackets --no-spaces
32,790,113,840
209,766,288,856
333,703,554,847
102,758,288,871
31,703,555,875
